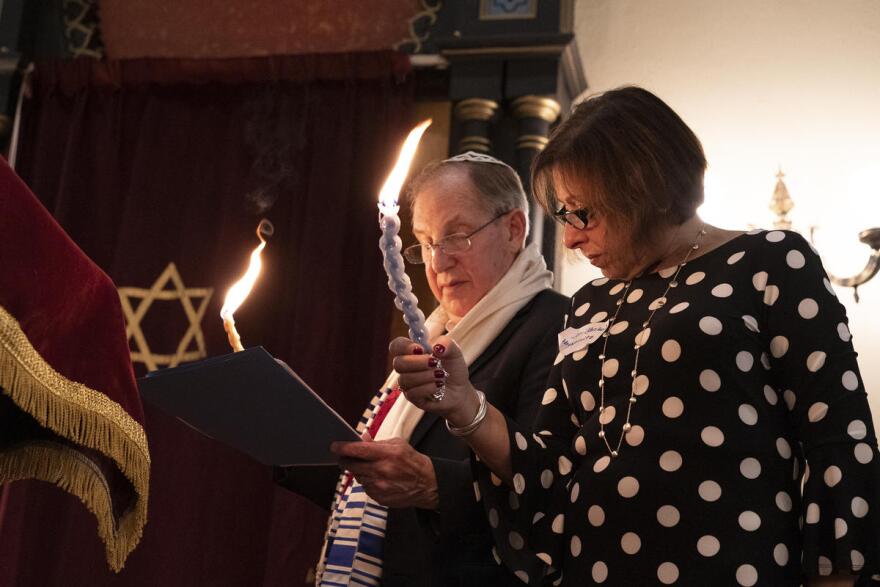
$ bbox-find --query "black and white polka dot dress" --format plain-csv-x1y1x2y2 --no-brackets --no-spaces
475,229,880,586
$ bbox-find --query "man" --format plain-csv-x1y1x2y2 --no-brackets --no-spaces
277,152,567,586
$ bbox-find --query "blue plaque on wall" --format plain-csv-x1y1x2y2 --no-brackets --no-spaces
479,0,538,21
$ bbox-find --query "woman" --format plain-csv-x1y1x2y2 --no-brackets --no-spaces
391,87,880,586
278,152,568,586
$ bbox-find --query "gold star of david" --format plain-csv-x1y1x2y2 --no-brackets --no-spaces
118,262,214,372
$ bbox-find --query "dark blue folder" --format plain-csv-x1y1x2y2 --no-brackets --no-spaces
138,347,358,465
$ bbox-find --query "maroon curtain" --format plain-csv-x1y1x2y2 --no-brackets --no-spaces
0,52,413,585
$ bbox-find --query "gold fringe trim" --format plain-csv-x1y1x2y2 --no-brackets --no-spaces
0,441,146,571
0,304,150,572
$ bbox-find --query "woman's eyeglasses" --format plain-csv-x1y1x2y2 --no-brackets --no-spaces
552,206,592,230
403,211,510,264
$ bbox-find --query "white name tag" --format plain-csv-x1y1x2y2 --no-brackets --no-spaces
558,320,609,356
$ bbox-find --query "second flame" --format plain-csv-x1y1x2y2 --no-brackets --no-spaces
220,219,274,352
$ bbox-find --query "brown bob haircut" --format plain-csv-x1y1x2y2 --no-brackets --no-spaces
532,86,707,242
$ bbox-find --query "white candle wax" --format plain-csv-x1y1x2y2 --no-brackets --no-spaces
378,206,431,351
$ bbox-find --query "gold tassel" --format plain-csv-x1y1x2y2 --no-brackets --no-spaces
0,305,150,572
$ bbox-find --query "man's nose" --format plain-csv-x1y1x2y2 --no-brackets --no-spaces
429,246,454,273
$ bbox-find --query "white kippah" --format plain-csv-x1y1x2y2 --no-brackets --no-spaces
443,151,513,170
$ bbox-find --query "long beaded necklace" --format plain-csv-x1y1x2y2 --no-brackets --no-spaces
597,225,707,458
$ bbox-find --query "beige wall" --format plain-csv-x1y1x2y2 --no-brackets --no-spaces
564,0,880,426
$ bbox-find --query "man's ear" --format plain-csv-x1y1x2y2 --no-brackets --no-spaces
506,209,528,250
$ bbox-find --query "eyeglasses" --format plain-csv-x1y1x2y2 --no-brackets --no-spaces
403,211,510,264
552,205,592,230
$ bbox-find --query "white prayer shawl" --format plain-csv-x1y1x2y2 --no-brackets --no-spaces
317,243,554,586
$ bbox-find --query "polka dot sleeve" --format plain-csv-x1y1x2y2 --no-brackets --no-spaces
471,342,579,586
761,231,880,581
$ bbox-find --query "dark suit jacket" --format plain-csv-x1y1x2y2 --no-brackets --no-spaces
276,288,568,586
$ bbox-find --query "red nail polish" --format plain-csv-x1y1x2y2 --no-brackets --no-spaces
434,369,445,378
427,358,438,367
413,346,424,355
435,381,445,388
433,343,446,356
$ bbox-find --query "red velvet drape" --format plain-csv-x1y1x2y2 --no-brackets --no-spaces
0,52,413,586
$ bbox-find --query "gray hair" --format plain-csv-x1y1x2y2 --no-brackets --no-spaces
405,156,530,239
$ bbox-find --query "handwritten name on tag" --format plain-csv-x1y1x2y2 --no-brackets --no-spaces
558,320,609,356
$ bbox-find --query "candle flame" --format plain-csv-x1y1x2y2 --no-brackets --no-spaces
220,219,274,320
378,119,432,213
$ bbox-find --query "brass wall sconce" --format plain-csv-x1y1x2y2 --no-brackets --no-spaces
772,169,880,302
810,227,880,303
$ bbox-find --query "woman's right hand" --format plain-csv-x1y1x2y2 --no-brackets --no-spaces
390,334,480,426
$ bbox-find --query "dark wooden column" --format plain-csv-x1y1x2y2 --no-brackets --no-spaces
400,0,586,271
453,98,499,154
511,95,561,266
